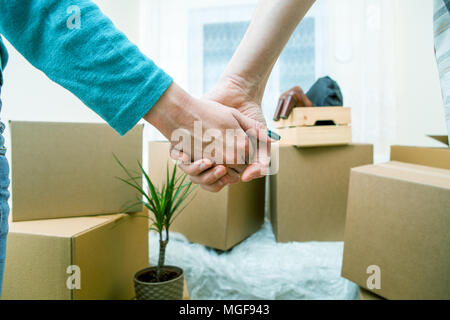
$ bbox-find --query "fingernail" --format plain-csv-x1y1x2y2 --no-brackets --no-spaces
199,162,207,171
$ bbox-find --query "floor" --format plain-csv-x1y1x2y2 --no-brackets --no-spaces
148,220,358,300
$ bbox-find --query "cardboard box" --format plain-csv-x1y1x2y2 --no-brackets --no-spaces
148,142,265,251
391,136,450,170
358,287,384,300
270,144,373,242
2,213,149,300
9,121,143,221
342,162,450,300
183,279,189,300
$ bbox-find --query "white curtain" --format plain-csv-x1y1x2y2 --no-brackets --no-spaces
327,0,397,161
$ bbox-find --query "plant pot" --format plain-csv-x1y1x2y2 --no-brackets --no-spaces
134,266,184,300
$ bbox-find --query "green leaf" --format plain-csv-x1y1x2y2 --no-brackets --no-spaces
138,161,161,214
115,155,197,261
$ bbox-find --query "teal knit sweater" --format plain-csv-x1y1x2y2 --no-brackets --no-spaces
0,0,173,135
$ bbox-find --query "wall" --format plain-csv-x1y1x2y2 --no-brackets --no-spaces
394,0,446,147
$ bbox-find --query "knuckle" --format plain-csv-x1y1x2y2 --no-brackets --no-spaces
203,173,216,185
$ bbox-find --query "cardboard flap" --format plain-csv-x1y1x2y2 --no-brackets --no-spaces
428,135,449,146
8,215,121,238
353,161,450,189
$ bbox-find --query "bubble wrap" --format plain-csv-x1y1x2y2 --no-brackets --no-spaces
148,221,358,300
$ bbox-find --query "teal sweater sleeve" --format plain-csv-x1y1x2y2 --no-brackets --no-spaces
0,0,173,135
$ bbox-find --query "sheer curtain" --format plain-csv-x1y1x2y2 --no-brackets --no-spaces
140,0,398,161
327,0,397,161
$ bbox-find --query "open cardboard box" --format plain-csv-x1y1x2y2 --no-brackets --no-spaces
2,213,149,300
9,121,143,222
148,142,265,251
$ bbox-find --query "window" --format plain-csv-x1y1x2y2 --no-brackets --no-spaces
201,18,318,94
203,21,250,92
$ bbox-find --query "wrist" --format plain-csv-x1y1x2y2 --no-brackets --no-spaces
144,82,194,138
216,72,266,104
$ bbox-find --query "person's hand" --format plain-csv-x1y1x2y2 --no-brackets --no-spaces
169,149,241,192
206,74,267,126
206,74,271,182
170,74,271,191
144,82,269,191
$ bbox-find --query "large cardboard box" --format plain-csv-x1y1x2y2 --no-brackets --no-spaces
9,121,143,221
2,213,149,300
391,136,450,170
342,161,450,300
148,142,265,251
270,144,373,242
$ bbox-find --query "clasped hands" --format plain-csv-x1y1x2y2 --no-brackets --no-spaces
145,75,271,192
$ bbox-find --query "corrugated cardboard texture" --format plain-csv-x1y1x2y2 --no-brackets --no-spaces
148,141,265,251
270,144,373,242
2,213,148,300
9,121,143,221
342,162,450,300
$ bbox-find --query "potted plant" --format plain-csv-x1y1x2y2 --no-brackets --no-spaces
115,156,196,300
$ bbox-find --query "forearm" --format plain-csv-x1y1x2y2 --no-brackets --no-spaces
144,82,195,139
222,0,315,91
0,0,172,136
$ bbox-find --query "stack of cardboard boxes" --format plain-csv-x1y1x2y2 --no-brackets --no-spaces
342,136,450,300
2,121,149,300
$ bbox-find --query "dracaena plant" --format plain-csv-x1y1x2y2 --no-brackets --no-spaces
114,155,196,281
